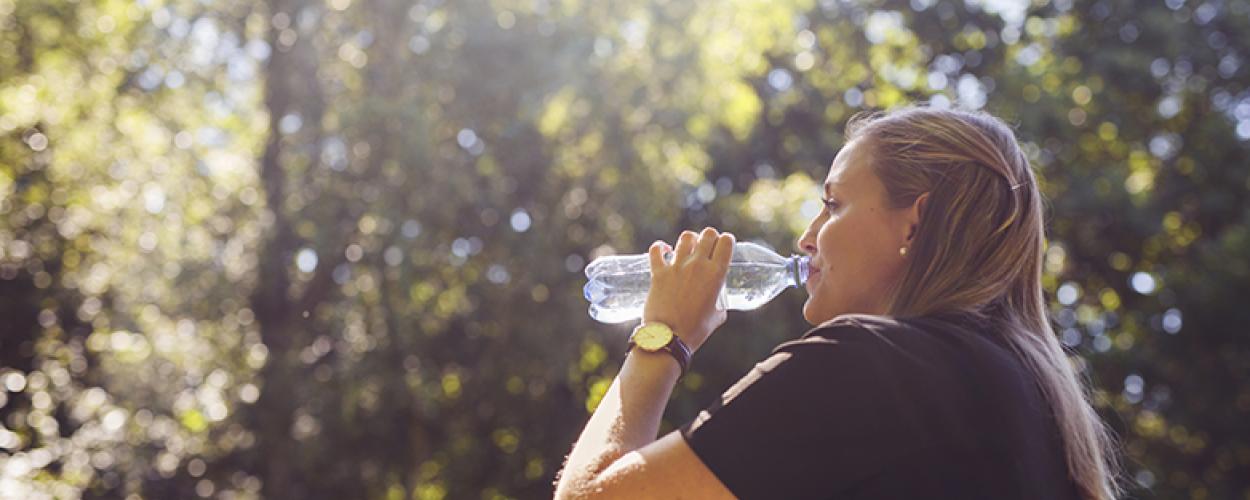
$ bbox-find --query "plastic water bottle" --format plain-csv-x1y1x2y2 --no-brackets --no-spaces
582,241,810,323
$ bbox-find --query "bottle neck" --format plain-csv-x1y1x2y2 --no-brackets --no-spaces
787,255,809,287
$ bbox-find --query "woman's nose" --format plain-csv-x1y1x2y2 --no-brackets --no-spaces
796,228,817,255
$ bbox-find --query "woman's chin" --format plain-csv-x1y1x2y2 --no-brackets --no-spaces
804,296,845,326
801,299,823,326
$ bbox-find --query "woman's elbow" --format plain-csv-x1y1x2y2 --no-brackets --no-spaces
554,471,630,500
553,477,596,500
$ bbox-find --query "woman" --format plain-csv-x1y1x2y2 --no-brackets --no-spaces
553,106,1121,499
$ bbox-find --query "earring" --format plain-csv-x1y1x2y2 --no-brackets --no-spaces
899,246,908,257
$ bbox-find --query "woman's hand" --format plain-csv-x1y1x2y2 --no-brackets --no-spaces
643,227,735,353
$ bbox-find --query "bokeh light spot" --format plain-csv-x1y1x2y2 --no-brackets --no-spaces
296,248,318,272
1130,272,1156,294
1162,308,1183,334
510,209,531,232
1057,282,1080,305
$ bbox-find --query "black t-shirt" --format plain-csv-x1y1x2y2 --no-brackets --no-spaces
680,312,1080,500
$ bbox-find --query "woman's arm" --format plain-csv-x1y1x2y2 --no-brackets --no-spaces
551,349,676,496
552,349,733,499
554,228,738,499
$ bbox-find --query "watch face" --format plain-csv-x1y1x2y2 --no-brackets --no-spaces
635,324,673,351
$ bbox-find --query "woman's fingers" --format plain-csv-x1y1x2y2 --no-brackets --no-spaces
713,232,735,268
674,230,698,259
643,228,734,350
694,227,719,259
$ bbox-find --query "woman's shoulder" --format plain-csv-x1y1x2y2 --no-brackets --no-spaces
775,310,1009,368
819,309,989,331
789,311,982,343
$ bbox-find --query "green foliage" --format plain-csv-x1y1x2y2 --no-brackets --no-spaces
1,0,1248,498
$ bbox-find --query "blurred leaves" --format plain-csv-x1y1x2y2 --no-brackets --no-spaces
1,0,1248,498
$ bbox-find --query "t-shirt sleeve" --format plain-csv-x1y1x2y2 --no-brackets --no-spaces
679,323,918,499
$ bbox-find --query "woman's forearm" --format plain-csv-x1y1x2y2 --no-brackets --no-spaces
553,350,682,498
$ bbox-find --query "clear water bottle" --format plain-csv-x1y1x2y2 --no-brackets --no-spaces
582,241,810,323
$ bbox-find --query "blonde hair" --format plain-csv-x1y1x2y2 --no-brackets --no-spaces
846,106,1122,499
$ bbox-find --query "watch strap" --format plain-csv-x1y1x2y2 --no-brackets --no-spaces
627,328,691,376
666,335,692,375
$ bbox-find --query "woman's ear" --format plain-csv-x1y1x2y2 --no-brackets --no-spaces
905,192,930,242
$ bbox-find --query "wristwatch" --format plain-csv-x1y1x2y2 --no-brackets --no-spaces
627,322,691,375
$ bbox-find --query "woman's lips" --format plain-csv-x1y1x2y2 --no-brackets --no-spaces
806,267,821,292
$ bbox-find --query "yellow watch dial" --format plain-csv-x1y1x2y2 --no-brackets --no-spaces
635,324,673,351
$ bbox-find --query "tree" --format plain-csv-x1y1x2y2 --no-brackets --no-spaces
3,0,1249,498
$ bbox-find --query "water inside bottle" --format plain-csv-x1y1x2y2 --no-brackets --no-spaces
721,262,795,309
583,260,801,323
